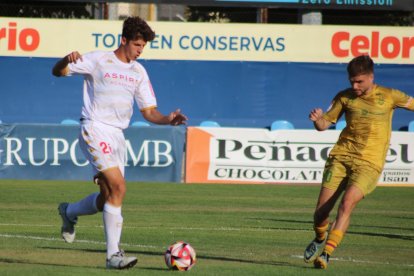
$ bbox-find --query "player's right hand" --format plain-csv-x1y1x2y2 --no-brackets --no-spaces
66,51,83,64
309,108,323,122
169,109,188,126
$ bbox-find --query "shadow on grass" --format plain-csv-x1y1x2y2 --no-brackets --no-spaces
250,217,414,240
392,216,414,220
40,246,105,254
250,217,414,231
126,249,295,268
40,246,296,269
248,217,312,225
3,248,168,271
197,254,293,268
0,256,168,271
347,230,414,241
138,267,170,272
0,257,102,269
352,224,414,232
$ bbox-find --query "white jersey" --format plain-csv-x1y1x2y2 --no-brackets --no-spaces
67,51,157,129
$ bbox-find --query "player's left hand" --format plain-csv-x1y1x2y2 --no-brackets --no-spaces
169,109,188,126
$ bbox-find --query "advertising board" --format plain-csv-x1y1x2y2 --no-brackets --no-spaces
186,127,414,185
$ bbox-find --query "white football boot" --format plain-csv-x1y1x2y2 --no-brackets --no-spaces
106,250,138,269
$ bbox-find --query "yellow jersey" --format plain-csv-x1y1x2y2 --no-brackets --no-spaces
323,84,414,171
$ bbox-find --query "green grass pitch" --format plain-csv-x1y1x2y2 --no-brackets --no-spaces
0,179,413,275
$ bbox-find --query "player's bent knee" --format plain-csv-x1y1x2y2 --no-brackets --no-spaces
113,182,126,198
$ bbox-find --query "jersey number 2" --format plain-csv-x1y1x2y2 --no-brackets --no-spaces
100,142,112,154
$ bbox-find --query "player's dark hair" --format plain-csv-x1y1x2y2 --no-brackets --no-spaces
122,16,155,42
347,55,374,77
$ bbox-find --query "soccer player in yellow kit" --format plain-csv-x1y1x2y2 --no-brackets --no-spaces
304,55,414,269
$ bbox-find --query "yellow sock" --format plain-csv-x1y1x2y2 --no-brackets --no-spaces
324,229,344,256
314,223,329,242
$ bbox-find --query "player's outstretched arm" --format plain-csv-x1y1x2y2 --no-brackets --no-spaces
141,108,188,126
309,108,331,131
52,51,83,77
405,96,414,111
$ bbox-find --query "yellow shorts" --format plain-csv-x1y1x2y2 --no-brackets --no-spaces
322,155,382,196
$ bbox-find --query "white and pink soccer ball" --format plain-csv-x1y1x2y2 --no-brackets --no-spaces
164,241,197,271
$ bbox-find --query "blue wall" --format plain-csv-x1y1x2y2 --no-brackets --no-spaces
1,57,413,130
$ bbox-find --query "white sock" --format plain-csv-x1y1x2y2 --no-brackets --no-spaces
66,192,99,221
103,203,123,259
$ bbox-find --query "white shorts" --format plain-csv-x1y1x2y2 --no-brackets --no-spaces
78,120,126,177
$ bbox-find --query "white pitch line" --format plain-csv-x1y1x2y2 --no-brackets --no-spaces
0,233,157,248
0,223,100,228
0,223,310,233
0,223,60,228
2,223,414,237
291,255,414,267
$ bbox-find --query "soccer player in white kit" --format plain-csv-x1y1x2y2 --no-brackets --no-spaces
52,16,187,269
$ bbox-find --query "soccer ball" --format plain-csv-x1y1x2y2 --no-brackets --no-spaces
164,241,196,271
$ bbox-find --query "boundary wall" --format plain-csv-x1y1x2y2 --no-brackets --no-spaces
186,127,414,186
0,18,413,129
0,124,186,182
0,124,412,186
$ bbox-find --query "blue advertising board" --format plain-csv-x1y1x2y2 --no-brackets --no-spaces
0,124,186,182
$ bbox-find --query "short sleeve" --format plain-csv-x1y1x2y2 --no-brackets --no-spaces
392,89,414,111
134,64,157,110
323,93,345,124
67,51,103,76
